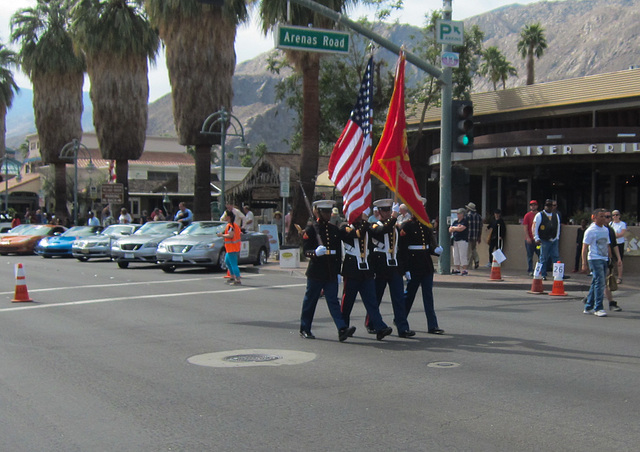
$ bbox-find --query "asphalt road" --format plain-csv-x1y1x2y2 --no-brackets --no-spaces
1,255,639,451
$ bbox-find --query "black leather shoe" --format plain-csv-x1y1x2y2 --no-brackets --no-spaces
300,330,315,339
427,328,445,335
376,327,393,340
366,326,376,334
339,326,356,342
398,330,416,338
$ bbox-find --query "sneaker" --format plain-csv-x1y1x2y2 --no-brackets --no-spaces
485,263,492,268
461,270,469,276
583,309,594,314
594,310,608,317
451,270,460,274
474,262,479,269
609,301,622,312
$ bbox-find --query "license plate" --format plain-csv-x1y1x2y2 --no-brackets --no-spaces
124,253,134,259
172,255,183,262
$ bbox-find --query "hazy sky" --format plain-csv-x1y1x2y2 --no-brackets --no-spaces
0,0,541,101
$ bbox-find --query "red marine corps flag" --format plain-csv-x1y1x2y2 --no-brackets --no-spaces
370,51,431,226
328,57,374,224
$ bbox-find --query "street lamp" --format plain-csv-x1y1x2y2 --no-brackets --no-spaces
1,148,22,214
200,108,249,210
59,139,95,226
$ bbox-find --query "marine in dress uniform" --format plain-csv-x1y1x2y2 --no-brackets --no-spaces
299,200,356,341
340,214,393,340
367,199,414,338
400,200,445,335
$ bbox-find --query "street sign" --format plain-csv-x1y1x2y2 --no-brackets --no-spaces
436,20,464,46
441,51,460,68
276,24,350,54
280,167,290,198
101,183,124,204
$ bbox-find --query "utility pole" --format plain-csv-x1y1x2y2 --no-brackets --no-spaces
438,0,454,274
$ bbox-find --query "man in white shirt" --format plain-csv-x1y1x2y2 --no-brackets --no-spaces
242,205,255,232
87,211,100,227
533,199,561,280
581,208,611,317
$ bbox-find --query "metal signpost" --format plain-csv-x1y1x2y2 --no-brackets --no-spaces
59,139,95,226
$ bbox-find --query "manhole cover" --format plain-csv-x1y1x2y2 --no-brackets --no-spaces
188,349,316,368
223,354,282,363
427,361,461,368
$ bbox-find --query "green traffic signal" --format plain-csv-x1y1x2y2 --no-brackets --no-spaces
451,100,474,152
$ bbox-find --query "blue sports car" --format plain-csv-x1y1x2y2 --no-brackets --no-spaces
35,225,102,258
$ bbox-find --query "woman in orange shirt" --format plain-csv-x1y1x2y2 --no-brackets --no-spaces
218,210,242,285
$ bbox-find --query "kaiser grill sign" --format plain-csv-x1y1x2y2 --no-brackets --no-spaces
276,24,349,54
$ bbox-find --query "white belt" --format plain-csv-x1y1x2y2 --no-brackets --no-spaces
408,245,427,250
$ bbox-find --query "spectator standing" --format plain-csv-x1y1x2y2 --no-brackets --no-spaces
242,205,255,232
151,207,166,221
610,209,626,283
603,211,623,311
11,213,21,228
118,208,132,224
465,202,482,269
448,208,469,275
573,219,588,272
221,203,245,228
87,211,100,227
102,209,116,227
396,204,412,228
581,208,611,317
174,202,193,228
523,200,539,276
271,211,283,245
533,199,561,280
329,207,342,227
486,209,506,265
367,206,380,224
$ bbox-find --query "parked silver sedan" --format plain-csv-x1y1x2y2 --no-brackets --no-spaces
111,221,181,268
71,224,141,261
156,221,270,273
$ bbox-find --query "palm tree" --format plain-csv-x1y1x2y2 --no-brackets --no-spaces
517,22,547,86
480,46,516,91
0,43,20,158
259,0,355,240
11,0,85,222
71,0,160,211
144,0,250,220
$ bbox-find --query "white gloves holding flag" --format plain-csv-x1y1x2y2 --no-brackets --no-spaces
392,202,400,213
405,271,411,281
315,245,327,256
434,246,443,256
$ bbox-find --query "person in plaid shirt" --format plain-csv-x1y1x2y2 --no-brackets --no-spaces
465,202,483,269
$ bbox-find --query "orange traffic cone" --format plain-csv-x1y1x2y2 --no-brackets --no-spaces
11,263,33,303
549,262,568,296
528,275,546,294
488,257,503,281
224,270,231,279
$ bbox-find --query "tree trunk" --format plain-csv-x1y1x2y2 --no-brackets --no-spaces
526,46,535,85
54,162,68,222
116,159,129,213
288,54,320,243
194,144,212,221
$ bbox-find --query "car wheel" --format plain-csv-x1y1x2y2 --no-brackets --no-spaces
254,247,268,266
162,265,176,273
77,256,89,262
216,249,227,271
117,261,129,269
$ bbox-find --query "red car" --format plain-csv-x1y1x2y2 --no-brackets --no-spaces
0,224,68,255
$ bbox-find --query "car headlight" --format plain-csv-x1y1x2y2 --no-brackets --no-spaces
38,238,49,246
157,243,167,251
194,242,214,250
112,242,121,249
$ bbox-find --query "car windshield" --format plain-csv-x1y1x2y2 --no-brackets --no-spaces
135,222,180,235
7,224,33,234
22,225,54,236
61,226,100,237
180,222,225,236
102,224,136,236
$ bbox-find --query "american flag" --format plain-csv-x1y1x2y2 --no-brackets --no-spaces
328,57,373,224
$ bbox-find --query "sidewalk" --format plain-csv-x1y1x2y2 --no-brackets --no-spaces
260,259,640,294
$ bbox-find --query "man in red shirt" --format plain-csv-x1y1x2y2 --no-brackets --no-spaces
523,200,540,276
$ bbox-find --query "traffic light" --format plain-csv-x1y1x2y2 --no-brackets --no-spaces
451,100,474,152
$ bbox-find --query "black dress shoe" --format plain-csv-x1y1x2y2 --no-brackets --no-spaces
300,330,315,339
427,328,445,335
376,327,393,340
366,326,376,334
398,330,416,338
339,326,356,342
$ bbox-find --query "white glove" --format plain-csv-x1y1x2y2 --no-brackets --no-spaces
315,245,327,256
337,275,342,285
405,271,411,281
392,202,400,213
434,246,443,255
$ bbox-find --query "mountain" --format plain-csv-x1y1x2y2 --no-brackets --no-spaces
7,0,640,150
